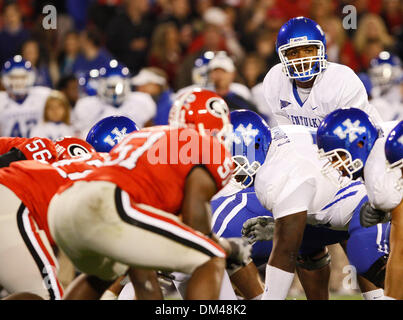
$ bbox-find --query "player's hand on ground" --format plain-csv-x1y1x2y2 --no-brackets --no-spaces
241,216,275,244
221,237,252,275
359,201,391,228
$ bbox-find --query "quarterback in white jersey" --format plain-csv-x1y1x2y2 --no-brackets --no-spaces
0,55,50,137
262,17,382,129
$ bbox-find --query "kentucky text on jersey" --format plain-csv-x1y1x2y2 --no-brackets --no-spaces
289,115,321,128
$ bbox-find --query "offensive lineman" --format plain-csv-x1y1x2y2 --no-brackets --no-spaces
317,109,402,299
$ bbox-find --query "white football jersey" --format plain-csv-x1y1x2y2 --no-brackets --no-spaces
255,125,367,229
262,62,383,128
73,92,156,139
0,86,50,137
250,82,278,128
29,122,75,140
364,121,403,211
370,96,403,122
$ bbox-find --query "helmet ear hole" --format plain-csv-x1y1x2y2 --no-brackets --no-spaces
255,143,260,150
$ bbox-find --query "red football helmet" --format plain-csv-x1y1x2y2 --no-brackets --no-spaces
53,136,96,160
169,88,232,147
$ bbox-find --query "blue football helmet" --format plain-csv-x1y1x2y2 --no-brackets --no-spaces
1,55,35,102
192,51,215,86
86,115,139,152
385,121,403,190
276,17,327,82
78,68,99,97
317,108,379,186
368,51,402,93
230,109,272,188
98,60,131,107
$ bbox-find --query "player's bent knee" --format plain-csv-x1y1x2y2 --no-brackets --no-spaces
296,251,331,271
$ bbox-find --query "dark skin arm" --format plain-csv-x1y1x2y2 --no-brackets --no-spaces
269,211,307,272
181,166,217,236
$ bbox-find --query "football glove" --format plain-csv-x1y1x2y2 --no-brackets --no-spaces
241,216,275,244
219,237,252,276
359,201,391,228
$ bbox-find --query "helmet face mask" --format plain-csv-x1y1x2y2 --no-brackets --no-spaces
2,56,35,101
369,51,402,94
232,155,261,188
317,108,379,188
192,51,215,86
229,109,272,188
276,17,328,82
98,76,130,107
279,42,327,82
318,148,363,188
98,60,130,107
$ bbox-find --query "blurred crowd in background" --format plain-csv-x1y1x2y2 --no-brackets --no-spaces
0,0,402,138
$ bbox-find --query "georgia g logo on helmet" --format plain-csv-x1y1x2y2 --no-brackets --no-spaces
67,144,91,157
206,97,229,119
54,136,96,160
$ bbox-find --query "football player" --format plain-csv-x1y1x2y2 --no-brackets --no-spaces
73,59,155,138
316,108,401,298
48,89,252,300
0,137,100,300
384,122,403,299
0,55,51,137
368,52,403,121
262,17,382,128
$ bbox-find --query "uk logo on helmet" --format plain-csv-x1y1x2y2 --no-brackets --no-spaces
103,127,129,147
234,123,259,147
333,119,366,143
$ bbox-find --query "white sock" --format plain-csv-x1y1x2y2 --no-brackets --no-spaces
117,282,136,300
172,270,237,300
252,294,263,300
262,264,295,300
362,289,384,300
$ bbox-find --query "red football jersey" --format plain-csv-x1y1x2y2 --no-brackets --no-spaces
0,153,105,244
0,137,58,163
78,126,234,215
